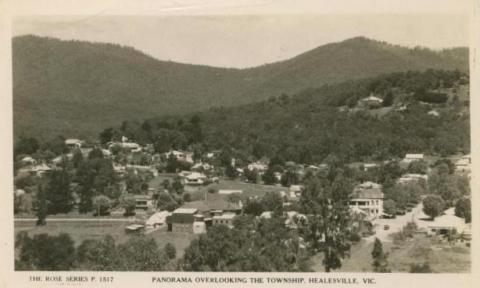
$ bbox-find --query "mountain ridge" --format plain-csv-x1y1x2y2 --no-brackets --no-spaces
12,35,468,140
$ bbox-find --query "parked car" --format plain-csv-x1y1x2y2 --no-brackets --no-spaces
384,225,390,230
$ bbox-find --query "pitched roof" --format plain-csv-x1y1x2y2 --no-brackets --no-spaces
357,181,382,189
351,188,384,199
361,96,383,102
351,182,383,199
167,208,198,224
182,194,242,212
405,153,424,159
173,208,198,214
428,209,467,230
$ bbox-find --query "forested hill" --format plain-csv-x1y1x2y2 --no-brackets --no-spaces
13,35,468,140
113,70,470,164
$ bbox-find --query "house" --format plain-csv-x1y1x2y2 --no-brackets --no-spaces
236,168,245,176
29,163,53,177
102,149,112,157
397,173,428,184
247,161,268,172
14,189,26,197
192,214,207,234
166,208,201,233
362,163,379,171
206,150,221,159
427,208,469,236
20,156,37,166
274,172,282,182
65,139,84,149
402,153,424,163
145,211,172,229
428,110,440,117
289,185,304,198
134,195,155,210
191,162,213,172
165,150,194,163
395,105,407,112
218,189,243,195
455,154,471,173
212,212,236,228
184,172,207,186
359,95,383,108
349,182,384,219
125,224,145,234
260,211,273,219
113,164,126,176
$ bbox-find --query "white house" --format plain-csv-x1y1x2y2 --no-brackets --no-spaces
349,182,384,219
145,211,172,229
455,154,471,173
166,150,194,163
362,163,379,171
23,163,52,177
20,156,37,165
427,208,469,236
134,195,155,210
193,214,207,234
191,162,213,172
247,161,268,172
218,189,243,195
212,212,237,228
184,172,207,186
65,139,84,149
402,153,424,163
397,173,428,184
260,211,273,219
289,185,304,198
359,95,383,107
428,110,440,117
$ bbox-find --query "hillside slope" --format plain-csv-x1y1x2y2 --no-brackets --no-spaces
13,35,468,140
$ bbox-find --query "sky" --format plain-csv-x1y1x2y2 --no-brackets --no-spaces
13,14,470,68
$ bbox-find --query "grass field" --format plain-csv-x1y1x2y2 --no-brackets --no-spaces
14,221,131,245
311,234,470,273
14,221,198,261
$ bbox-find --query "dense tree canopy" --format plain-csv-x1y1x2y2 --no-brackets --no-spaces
103,70,469,165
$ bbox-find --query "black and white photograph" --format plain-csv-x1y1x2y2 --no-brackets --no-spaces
2,0,478,283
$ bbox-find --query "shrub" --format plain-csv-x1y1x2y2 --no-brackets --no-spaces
164,243,176,259
183,193,192,202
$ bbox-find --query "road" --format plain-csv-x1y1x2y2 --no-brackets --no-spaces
366,202,428,242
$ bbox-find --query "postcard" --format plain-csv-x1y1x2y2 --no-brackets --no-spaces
0,0,478,287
